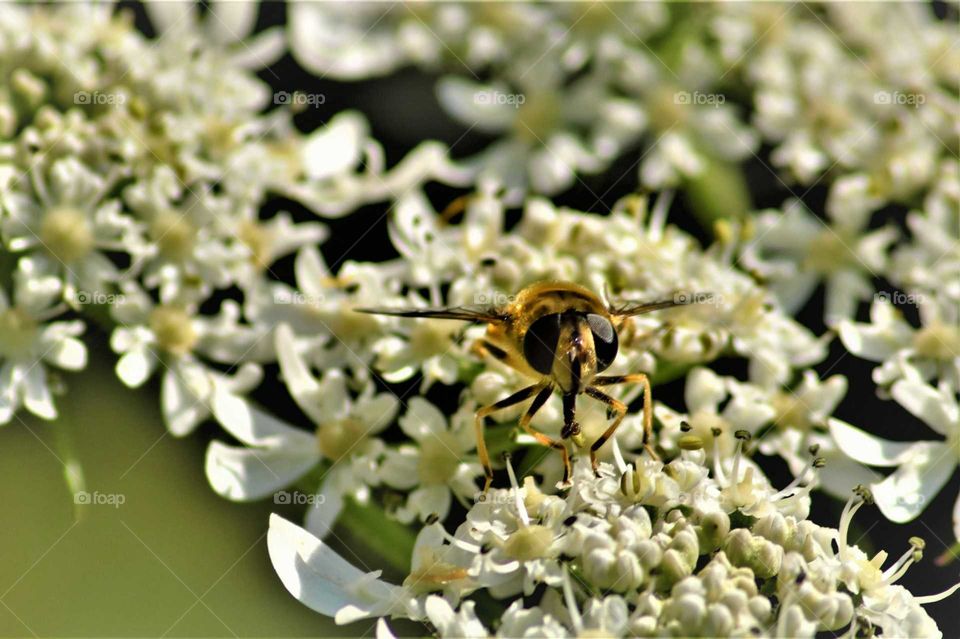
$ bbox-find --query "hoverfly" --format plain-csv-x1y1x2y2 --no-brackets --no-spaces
357,281,694,492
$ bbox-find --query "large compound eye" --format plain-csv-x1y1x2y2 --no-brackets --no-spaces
523,314,562,375
587,313,618,371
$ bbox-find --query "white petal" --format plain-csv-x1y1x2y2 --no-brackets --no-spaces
205,441,318,501
267,514,399,621
161,368,208,437
301,112,367,181
435,76,516,132
116,349,156,388
212,391,314,448
685,367,726,413
891,379,957,437
352,393,399,435
42,335,87,371
275,323,327,425
376,618,397,639
304,479,344,540
23,365,56,421
379,449,420,490
828,418,918,466
953,490,960,544
872,442,955,522
399,397,447,440
206,0,257,43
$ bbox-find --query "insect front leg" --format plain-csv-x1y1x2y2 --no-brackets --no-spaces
474,383,545,494
517,385,573,488
590,373,659,464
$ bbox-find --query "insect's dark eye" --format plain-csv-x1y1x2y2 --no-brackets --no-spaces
523,314,562,375
587,313,618,371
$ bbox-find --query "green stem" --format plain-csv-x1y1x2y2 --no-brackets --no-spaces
336,497,417,576
52,405,88,522
682,152,753,234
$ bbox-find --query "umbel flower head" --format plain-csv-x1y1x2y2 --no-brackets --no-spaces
269,447,957,638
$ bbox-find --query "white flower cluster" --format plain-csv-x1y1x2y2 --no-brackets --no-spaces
269,450,957,638
1,2,957,636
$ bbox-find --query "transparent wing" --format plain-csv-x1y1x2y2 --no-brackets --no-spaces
610,293,707,317
354,304,505,323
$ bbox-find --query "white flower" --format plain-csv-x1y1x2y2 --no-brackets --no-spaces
380,399,484,524
830,378,958,537
655,366,776,459
838,295,960,392
889,160,960,302
740,198,897,324
121,166,250,303
436,71,643,200
250,247,398,376
109,282,264,435
0,264,86,424
206,324,398,536
1,156,137,304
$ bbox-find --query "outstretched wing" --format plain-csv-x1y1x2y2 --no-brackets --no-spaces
610,293,708,317
354,304,506,323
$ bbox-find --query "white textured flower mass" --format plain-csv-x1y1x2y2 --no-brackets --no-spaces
0,2,957,637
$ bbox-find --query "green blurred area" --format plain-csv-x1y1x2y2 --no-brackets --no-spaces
0,353,341,637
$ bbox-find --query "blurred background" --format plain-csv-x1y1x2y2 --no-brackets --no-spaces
0,2,956,637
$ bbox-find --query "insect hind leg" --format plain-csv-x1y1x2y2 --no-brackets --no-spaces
590,373,660,464
474,383,545,494
517,385,573,488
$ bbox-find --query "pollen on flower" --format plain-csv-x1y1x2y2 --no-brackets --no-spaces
912,321,960,361
148,305,197,356
316,417,367,462
802,230,856,274
40,206,94,263
513,92,561,145
503,524,554,562
149,210,196,262
237,219,272,270
418,433,462,485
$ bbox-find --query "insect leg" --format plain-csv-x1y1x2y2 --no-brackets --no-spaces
475,383,544,493
518,385,573,488
591,373,659,462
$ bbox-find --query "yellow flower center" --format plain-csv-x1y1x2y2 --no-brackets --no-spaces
689,409,732,455
40,206,94,263
771,392,813,431
503,524,554,562
913,321,960,361
0,308,37,360
418,432,461,485
150,210,196,262
237,219,272,270
802,229,856,275
316,417,367,462
514,92,561,145
148,305,197,356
